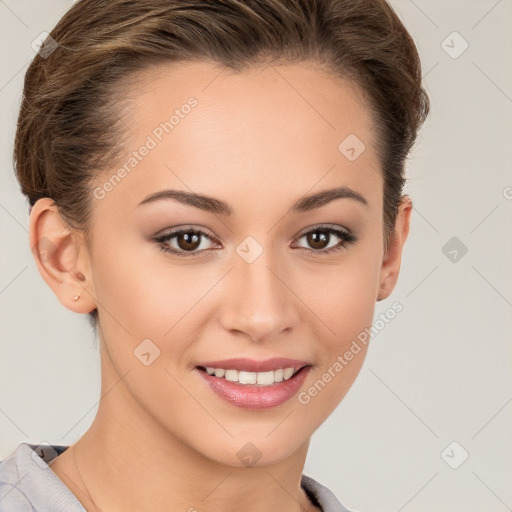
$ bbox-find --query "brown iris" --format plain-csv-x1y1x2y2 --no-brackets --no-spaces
177,231,201,251
306,230,330,250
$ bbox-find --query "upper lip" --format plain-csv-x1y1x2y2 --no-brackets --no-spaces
196,358,310,373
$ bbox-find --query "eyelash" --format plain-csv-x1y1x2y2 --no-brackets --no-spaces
153,225,357,259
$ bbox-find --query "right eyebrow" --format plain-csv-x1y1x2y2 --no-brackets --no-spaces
137,189,232,215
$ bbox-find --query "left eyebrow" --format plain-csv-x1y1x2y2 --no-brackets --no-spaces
292,186,368,212
136,185,368,215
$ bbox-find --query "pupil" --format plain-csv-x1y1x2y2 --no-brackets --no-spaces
178,232,200,251
307,231,329,249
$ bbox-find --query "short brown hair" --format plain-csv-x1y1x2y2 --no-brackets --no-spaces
14,0,430,328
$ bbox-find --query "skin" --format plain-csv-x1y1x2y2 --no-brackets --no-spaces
30,61,411,512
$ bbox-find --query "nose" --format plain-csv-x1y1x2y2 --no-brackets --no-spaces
218,249,300,343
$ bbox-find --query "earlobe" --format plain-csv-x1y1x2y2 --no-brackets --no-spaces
377,196,412,302
29,198,96,314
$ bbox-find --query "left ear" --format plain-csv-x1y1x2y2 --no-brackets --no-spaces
377,195,412,301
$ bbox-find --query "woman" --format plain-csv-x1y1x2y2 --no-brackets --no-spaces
0,0,429,510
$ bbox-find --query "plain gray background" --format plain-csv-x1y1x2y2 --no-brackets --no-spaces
1,1,511,511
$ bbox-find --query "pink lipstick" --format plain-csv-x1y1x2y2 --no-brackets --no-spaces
194,358,311,410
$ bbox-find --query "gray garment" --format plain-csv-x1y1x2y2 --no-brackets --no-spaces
0,443,351,512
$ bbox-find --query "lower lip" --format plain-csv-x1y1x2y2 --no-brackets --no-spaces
196,366,311,410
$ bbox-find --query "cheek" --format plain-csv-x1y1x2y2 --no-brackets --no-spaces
292,248,380,414
299,251,381,347
91,232,212,335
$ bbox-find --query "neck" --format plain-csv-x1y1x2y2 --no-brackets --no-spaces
53,369,318,512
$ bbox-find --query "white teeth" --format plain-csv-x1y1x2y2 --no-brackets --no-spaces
283,368,294,380
238,371,257,384
214,368,225,378
202,366,300,386
224,369,239,382
256,371,274,386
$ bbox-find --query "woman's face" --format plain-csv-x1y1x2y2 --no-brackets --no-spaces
83,61,398,466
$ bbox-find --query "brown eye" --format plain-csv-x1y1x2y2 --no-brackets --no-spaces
306,231,331,250
293,225,357,255
176,232,201,251
154,228,219,257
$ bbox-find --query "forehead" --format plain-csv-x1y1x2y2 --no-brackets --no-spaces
95,60,382,216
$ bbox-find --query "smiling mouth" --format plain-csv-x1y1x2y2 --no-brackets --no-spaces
195,359,312,409
196,365,307,386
